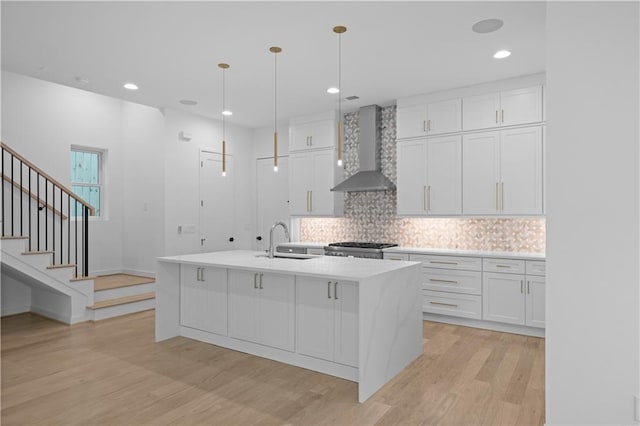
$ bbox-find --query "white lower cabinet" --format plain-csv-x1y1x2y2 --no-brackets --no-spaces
525,275,546,328
296,276,358,367
228,270,295,352
180,265,228,335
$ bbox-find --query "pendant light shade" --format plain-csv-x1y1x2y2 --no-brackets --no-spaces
270,46,282,172
218,63,230,176
333,25,347,167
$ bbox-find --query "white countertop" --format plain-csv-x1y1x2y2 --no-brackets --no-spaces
277,242,328,249
158,250,420,281
383,246,545,260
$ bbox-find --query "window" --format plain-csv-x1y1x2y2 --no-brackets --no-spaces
70,148,102,216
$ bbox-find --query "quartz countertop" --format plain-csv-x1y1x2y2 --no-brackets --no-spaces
383,246,545,260
158,250,419,281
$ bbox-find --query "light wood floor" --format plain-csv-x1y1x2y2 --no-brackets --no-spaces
93,273,155,291
1,311,544,425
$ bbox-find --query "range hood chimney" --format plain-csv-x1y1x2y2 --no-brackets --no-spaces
331,105,396,192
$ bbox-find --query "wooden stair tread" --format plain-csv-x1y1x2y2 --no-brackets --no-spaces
88,292,155,310
46,263,76,269
22,251,53,255
1,236,29,240
69,275,98,282
94,274,155,291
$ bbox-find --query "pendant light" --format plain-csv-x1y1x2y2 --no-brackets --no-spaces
218,63,230,177
270,46,282,172
334,25,347,167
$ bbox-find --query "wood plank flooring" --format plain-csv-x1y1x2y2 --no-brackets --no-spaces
93,273,155,291
1,311,544,425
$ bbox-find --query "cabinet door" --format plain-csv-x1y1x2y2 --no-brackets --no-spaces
397,140,428,215
427,99,461,135
310,150,336,215
289,153,313,215
500,127,543,215
462,131,501,215
426,135,461,215
296,277,335,362
462,92,500,131
310,120,336,149
500,86,543,127
180,265,204,330
525,276,545,328
290,123,314,151
333,281,358,367
396,105,427,139
201,267,228,335
482,272,525,325
228,269,259,343
258,273,295,351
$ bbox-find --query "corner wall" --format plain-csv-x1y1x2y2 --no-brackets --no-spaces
546,2,640,424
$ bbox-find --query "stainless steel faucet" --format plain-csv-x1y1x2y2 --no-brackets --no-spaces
269,221,290,258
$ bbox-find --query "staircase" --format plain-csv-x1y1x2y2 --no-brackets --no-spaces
1,142,155,323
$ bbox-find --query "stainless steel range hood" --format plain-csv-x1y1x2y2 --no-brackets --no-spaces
331,105,396,192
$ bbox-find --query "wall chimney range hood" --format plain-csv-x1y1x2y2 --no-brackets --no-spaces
331,105,396,192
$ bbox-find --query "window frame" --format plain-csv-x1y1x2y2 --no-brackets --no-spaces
70,146,105,219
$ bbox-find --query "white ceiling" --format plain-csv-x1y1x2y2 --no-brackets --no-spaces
1,1,546,129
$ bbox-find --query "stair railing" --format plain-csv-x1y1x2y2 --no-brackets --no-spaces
1,142,94,277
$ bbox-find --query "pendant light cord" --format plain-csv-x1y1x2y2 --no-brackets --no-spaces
222,67,226,141
274,51,278,132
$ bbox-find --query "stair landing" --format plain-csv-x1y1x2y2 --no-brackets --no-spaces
94,273,155,291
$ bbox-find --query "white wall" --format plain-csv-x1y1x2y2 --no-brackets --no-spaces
1,71,165,275
546,2,640,425
0,272,31,316
162,108,255,256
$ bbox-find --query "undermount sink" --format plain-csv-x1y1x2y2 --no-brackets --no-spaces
254,254,314,260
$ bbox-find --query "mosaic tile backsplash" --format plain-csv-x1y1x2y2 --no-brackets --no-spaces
299,105,546,253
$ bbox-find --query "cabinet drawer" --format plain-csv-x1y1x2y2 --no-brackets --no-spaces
410,254,481,271
384,253,410,261
422,290,481,320
483,258,525,274
422,268,482,295
525,260,546,276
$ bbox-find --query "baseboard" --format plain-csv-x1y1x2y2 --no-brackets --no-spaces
30,305,71,325
422,312,545,338
0,304,30,317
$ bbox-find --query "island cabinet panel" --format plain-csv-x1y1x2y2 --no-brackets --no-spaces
180,265,228,335
296,277,358,367
228,270,295,352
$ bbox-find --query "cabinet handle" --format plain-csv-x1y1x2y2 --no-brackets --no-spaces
495,110,498,124
196,267,200,282
306,191,310,212
310,136,313,145
429,278,459,284
427,119,431,132
423,120,427,132
327,281,332,299
501,182,505,211
423,186,428,211
309,191,313,212
334,281,338,300
496,182,499,211
501,109,504,123
495,264,511,268
521,280,524,294
259,273,264,289
430,301,458,308
527,280,531,294
254,273,258,289
200,268,205,282
429,260,458,265
427,185,431,211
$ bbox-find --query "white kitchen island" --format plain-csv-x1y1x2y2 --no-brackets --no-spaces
155,250,422,402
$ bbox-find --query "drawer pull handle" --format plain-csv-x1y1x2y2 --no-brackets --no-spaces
327,281,332,299
429,261,458,265
429,278,459,284
430,301,459,308
495,265,511,268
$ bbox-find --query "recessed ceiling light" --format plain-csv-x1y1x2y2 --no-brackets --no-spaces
327,87,340,94
180,99,198,106
493,50,511,59
222,110,233,116
123,82,139,90
472,18,504,34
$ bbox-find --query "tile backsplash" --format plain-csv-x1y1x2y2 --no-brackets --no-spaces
299,105,546,253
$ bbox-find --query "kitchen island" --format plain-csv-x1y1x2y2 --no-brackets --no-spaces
155,250,422,402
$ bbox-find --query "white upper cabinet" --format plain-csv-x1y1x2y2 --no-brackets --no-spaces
462,86,543,131
289,150,343,216
290,113,336,152
463,127,543,215
397,99,461,139
397,135,461,216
